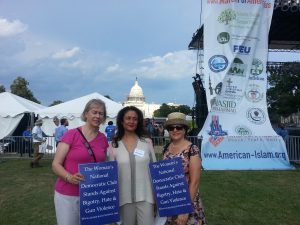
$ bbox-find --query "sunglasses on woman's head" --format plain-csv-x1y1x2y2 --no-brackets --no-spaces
168,125,184,131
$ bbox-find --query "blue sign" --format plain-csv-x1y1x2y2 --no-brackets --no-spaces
79,161,120,225
149,157,193,217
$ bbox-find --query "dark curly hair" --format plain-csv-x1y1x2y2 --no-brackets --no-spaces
112,106,147,147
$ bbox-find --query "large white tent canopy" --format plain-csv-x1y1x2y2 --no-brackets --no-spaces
0,92,46,139
35,92,123,136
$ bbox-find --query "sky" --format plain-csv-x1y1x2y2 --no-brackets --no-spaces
0,1,299,107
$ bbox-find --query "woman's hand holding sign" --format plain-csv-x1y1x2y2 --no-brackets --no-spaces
176,214,189,225
65,173,84,184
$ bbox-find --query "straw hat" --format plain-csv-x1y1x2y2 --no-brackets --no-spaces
164,112,189,128
35,119,43,125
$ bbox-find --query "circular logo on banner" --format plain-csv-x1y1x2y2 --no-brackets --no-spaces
245,84,264,103
246,108,266,124
217,32,230,44
250,58,264,76
235,125,252,135
227,57,246,77
208,55,228,72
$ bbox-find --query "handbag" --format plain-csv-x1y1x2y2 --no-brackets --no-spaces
38,142,53,153
38,142,47,153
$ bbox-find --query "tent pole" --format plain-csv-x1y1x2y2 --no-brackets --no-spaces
30,113,35,128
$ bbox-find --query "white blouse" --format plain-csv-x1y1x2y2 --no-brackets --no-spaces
110,138,156,206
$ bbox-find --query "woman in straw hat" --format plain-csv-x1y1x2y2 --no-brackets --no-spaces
163,112,206,225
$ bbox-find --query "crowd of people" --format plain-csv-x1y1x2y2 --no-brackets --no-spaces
47,99,206,225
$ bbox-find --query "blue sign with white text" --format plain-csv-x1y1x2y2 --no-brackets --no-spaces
79,161,120,225
149,157,193,217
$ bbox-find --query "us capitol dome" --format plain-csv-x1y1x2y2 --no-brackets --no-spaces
123,78,161,118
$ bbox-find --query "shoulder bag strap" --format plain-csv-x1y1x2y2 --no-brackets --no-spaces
76,128,97,162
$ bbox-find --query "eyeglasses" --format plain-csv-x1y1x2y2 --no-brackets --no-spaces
168,125,184,131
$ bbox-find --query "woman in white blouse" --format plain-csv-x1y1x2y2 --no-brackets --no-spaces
110,106,156,225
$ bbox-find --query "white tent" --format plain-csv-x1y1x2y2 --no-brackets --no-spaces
35,92,123,136
0,92,46,139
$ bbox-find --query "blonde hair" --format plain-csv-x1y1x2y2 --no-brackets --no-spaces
80,99,107,123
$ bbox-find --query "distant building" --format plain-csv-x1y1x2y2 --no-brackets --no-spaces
123,78,161,118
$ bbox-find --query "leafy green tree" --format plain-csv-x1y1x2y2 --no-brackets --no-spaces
10,76,40,104
267,62,300,122
218,9,236,25
0,85,5,93
176,105,192,115
49,100,63,106
154,104,173,117
154,104,192,117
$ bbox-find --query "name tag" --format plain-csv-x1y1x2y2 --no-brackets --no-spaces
134,148,145,157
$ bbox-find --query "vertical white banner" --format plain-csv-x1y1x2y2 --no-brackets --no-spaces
200,0,293,170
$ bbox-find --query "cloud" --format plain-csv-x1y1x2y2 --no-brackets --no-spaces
52,46,80,59
105,64,121,73
57,59,98,76
0,37,25,56
131,50,196,79
56,52,113,76
0,18,27,37
59,60,82,69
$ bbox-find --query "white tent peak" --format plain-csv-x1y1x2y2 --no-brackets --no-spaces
34,92,123,136
0,92,46,117
35,92,123,119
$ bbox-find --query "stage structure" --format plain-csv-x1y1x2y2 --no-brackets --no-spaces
190,74,208,135
188,0,299,170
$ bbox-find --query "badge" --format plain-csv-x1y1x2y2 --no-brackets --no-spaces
134,148,145,157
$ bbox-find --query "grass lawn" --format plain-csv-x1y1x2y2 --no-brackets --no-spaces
0,158,300,225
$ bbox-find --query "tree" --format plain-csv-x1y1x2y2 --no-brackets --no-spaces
176,105,192,115
10,76,40,104
153,103,192,117
218,9,236,25
267,62,300,122
49,100,63,106
0,85,5,93
153,104,173,117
